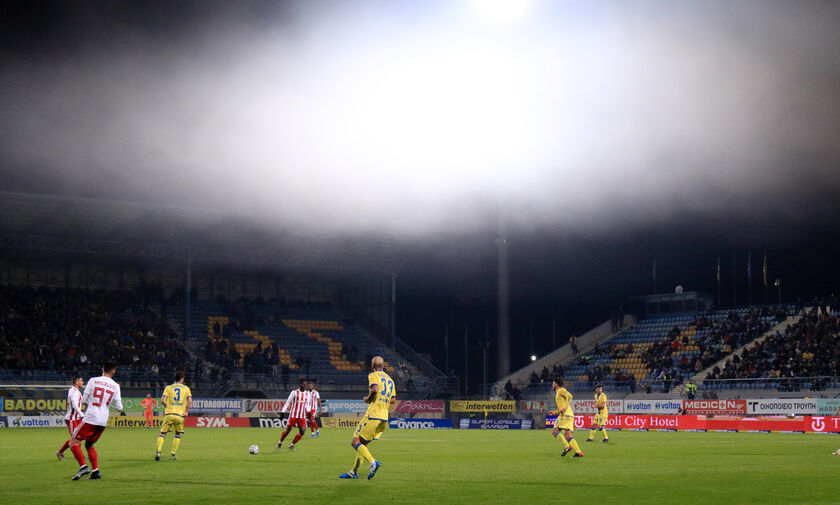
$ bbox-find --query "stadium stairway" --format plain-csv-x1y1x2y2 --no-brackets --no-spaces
493,314,637,396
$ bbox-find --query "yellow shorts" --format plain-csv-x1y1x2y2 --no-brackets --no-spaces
354,415,387,442
593,412,608,426
554,414,574,431
160,414,185,434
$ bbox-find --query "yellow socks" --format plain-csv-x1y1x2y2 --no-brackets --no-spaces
569,438,582,454
156,434,165,452
355,443,374,463
172,435,181,454
555,432,570,449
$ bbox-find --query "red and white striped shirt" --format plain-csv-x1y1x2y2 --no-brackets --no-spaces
308,389,320,413
281,389,310,419
64,386,84,422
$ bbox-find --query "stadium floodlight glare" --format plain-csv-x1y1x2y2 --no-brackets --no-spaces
530,354,537,361
470,0,532,23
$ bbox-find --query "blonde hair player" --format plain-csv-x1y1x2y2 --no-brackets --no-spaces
339,356,396,480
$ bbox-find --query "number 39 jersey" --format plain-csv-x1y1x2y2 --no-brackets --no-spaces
366,371,396,421
81,375,124,426
162,383,192,417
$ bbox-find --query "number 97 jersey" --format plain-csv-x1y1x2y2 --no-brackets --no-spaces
366,371,396,421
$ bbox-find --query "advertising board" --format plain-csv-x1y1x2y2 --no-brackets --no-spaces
243,399,286,414
450,401,515,413
190,399,243,413
389,418,452,429
459,418,533,429
392,400,445,414
184,416,251,428
322,400,368,413
745,399,818,415
570,399,624,414
682,399,746,415
321,417,365,429
623,399,682,415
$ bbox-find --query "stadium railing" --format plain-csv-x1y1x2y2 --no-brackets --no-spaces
700,376,840,391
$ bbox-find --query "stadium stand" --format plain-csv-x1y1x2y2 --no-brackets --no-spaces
701,307,840,391
168,297,430,395
0,285,189,388
510,306,790,395
0,282,437,397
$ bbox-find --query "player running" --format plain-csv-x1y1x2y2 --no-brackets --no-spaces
278,379,310,451
548,377,583,458
307,381,321,438
156,371,192,461
339,356,395,480
69,362,124,480
587,384,609,442
141,394,158,429
56,376,84,461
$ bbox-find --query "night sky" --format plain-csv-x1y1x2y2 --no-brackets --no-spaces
2,1,840,388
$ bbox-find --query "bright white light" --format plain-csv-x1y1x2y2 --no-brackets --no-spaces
470,0,532,23
530,355,537,361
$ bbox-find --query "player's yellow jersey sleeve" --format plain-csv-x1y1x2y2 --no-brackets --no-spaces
366,371,395,421
555,387,574,417
163,384,192,416
595,392,608,415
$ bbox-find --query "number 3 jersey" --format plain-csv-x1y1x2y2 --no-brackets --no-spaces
162,383,192,417
81,375,124,426
366,371,396,421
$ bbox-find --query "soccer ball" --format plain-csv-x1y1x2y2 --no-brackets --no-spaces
249,444,260,454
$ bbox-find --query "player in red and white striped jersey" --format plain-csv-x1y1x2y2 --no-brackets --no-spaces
277,379,310,451
307,381,321,438
56,376,84,460
69,362,124,481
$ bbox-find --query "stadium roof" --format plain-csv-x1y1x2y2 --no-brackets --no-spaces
0,191,408,275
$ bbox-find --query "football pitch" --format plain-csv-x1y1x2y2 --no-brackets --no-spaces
1,428,837,505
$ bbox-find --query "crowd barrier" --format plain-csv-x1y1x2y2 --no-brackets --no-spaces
541,414,840,433
3,394,840,424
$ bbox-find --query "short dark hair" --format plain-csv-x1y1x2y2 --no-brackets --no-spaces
174,370,185,382
595,384,603,389
103,361,116,373
72,375,82,384
554,377,563,386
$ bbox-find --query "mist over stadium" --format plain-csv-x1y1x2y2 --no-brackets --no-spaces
2,2,840,501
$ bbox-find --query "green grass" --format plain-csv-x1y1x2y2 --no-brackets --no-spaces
0,427,838,505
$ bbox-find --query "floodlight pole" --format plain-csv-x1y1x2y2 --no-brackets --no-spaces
184,257,192,341
481,339,490,400
390,273,397,347
496,226,510,379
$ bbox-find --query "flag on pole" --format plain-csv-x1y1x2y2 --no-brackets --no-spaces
762,251,767,286
716,257,721,282
653,259,657,280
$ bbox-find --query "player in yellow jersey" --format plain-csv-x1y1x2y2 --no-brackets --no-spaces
155,371,192,461
587,384,609,442
547,377,583,457
339,356,396,480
